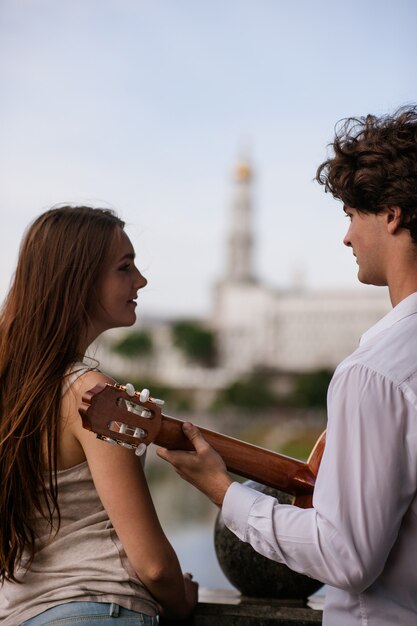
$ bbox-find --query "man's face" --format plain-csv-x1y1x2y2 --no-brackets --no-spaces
343,207,389,286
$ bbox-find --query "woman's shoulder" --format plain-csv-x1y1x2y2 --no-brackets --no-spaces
62,365,117,431
59,366,117,469
62,361,116,395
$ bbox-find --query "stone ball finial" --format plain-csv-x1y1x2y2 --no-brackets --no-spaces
214,481,323,599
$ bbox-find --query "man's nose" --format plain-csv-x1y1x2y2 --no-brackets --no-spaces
343,230,352,248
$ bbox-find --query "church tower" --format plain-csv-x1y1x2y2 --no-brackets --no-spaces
225,158,256,283
213,154,263,374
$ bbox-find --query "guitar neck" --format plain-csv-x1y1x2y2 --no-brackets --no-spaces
157,413,316,497
79,383,325,508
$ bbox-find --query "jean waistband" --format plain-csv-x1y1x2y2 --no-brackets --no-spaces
21,601,158,625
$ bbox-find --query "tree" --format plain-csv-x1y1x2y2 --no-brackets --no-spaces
171,320,217,367
112,330,153,358
216,375,277,410
290,368,333,408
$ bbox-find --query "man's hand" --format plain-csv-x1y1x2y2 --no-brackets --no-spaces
156,422,233,506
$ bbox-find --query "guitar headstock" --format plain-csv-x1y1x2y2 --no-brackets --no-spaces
79,383,163,455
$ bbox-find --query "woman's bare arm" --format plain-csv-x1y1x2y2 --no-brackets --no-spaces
62,370,198,619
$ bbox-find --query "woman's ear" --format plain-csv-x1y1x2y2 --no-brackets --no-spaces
386,206,403,234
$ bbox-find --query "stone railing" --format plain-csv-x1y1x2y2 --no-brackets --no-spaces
161,588,322,625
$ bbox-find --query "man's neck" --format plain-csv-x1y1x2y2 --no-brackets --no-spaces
387,271,417,308
384,235,417,307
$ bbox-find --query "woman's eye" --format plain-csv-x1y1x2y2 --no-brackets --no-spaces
118,264,131,272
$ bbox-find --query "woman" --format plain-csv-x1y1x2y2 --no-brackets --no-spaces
0,206,198,625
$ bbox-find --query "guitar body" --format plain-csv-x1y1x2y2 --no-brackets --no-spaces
80,383,326,509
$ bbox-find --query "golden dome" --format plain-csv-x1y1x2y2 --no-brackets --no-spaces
234,160,252,181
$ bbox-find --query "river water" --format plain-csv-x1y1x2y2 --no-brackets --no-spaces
166,523,234,590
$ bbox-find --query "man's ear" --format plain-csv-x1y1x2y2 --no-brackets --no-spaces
386,206,403,234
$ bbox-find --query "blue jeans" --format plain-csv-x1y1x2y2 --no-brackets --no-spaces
21,602,158,626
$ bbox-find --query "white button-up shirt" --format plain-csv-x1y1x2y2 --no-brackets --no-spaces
222,291,417,626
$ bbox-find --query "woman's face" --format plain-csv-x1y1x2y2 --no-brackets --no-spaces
90,228,147,336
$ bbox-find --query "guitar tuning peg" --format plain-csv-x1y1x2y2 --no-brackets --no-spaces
135,443,147,457
97,435,117,446
119,441,134,450
125,383,136,397
152,397,165,406
140,388,150,403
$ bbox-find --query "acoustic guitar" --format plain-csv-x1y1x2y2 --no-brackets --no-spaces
79,383,326,509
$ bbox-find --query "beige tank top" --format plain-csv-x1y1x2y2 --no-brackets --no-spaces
0,366,158,625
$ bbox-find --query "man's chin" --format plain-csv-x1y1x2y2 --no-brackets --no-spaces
357,272,386,288
357,268,374,285
357,270,367,284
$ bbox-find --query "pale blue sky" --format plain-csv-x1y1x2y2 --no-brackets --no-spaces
1,0,416,316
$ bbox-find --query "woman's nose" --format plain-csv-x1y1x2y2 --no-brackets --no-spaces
136,269,148,289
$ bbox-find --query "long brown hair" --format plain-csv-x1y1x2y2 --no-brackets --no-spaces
0,206,125,582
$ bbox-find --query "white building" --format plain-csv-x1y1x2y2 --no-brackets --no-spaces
213,159,391,374
96,157,391,388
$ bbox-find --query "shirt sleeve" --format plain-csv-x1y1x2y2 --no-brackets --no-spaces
222,363,417,592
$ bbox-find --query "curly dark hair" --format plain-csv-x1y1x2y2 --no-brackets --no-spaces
316,105,417,242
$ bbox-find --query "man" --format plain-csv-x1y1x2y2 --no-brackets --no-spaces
157,106,417,625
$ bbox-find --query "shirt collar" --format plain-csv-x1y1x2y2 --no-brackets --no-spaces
360,291,417,346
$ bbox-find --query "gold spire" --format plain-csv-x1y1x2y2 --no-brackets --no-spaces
234,159,252,181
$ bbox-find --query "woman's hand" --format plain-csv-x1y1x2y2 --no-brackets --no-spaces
183,573,199,614
158,572,199,619
157,422,233,506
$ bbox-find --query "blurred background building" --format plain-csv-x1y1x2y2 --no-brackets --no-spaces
0,0,413,595
90,156,391,591
94,156,390,395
